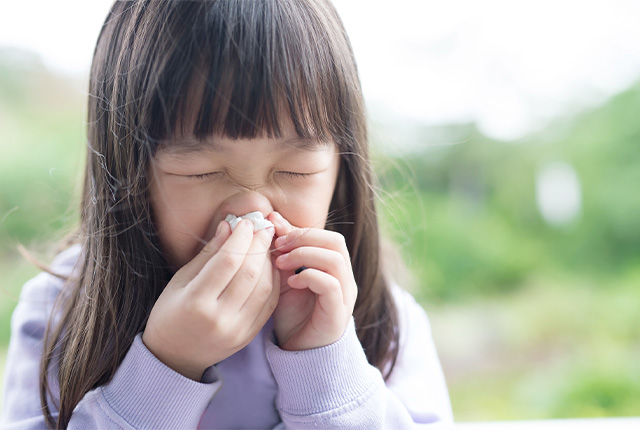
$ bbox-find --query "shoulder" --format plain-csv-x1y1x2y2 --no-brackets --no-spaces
2,245,83,425
390,284,433,336
387,284,438,369
50,243,83,280
386,284,455,423
17,244,82,313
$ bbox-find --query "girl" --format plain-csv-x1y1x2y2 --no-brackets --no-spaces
1,0,453,428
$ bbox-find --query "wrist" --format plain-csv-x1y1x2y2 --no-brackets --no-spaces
141,331,206,381
102,334,221,430
266,318,382,415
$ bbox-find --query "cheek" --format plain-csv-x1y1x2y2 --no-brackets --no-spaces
150,179,221,267
278,198,330,229
277,176,338,229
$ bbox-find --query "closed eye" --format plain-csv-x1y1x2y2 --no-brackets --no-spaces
185,172,222,181
278,171,314,179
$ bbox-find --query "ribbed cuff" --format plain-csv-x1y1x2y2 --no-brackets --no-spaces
265,318,381,416
101,333,221,429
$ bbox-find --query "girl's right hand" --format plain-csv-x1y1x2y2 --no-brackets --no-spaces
142,219,278,381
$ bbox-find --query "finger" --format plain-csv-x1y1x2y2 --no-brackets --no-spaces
274,228,348,260
189,219,255,296
242,254,280,325
287,268,344,318
218,225,275,306
268,211,295,239
275,246,351,281
172,220,231,285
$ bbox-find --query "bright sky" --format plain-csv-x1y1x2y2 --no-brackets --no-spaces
2,0,640,142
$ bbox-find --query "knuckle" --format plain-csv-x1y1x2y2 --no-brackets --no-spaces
182,299,198,317
209,313,231,336
243,264,261,284
331,231,347,248
186,299,211,322
329,277,342,294
287,247,303,263
218,251,240,270
298,228,310,238
330,251,344,268
304,268,318,283
287,229,305,245
200,243,215,255
257,229,274,247
239,224,255,239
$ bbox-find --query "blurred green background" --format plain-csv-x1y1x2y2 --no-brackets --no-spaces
1,46,639,420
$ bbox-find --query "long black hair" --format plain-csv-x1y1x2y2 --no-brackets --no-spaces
40,1,399,427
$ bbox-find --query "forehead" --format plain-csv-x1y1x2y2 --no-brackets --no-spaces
156,135,332,158
157,95,335,158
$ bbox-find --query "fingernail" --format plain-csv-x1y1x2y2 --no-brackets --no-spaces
243,219,254,230
265,226,275,237
276,253,288,264
269,212,281,227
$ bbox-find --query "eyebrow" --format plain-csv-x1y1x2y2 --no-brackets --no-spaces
157,136,330,156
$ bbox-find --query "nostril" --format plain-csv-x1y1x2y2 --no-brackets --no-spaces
219,190,274,228
225,211,274,232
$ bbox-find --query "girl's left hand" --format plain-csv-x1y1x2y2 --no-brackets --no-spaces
269,212,358,351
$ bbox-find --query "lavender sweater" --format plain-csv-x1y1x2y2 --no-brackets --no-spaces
1,245,453,429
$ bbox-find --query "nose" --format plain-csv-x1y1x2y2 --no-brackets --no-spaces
219,190,274,222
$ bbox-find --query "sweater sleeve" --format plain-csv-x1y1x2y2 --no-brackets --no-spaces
66,334,221,429
265,288,453,429
0,246,221,429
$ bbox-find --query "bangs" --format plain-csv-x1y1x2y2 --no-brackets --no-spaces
138,0,359,149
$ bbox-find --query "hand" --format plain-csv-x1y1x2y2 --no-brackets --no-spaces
142,219,278,380
268,212,357,351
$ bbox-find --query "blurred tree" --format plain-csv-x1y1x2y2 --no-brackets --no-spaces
376,82,640,302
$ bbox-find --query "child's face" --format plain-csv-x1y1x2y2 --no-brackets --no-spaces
148,122,340,269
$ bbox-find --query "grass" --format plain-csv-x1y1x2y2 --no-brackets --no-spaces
426,274,640,421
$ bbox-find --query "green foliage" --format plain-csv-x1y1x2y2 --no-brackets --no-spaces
375,84,640,302
0,49,84,248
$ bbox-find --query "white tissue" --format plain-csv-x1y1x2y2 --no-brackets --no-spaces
225,211,274,232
